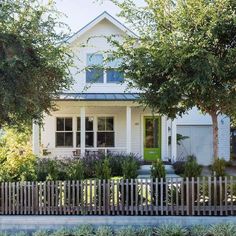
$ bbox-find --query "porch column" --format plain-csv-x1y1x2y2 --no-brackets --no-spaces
126,106,132,154
80,107,86,157
32,120,40,156
161,116,168,161
171,119,177,162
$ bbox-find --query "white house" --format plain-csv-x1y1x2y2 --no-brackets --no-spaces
32,12,230,166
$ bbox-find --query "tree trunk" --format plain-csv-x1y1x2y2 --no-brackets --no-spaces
211,113,219,161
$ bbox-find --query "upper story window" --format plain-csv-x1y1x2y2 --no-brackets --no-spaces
107,58,124,83
86,54,124,84
86,54,104,83
56,118,73,147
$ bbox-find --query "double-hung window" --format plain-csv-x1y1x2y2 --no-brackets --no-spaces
97,117,114,147
107,58,124,83
56,118,73,147
77,117,94,147
86,54,104,83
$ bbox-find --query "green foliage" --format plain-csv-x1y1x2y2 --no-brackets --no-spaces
115,227,136,236
109,0,236,160
73,225,94,236
150,159,166,179
190,225,208,236
95,158,111,180
0,127,37,182
121,155,139,180
50,228,71,236
208,223,236,236
211,159,226,177
32,230,50,236
183,155,202,178
0,0,73,128
95,226,113,236
68,160,84,181
136,227,152,236
154,224,188,236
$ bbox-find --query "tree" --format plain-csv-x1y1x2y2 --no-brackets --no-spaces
109,0,236,161
0,0,73,128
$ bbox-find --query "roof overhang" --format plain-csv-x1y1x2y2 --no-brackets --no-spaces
54,93,140,101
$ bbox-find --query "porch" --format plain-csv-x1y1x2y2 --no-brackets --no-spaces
32,97,178,162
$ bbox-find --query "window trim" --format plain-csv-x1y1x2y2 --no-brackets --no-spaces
85,53,124,84
55,117,73,148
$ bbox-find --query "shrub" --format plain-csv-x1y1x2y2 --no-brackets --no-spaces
122,155,140,180
115,227,136,236
107,153,126,176
183,155,202,178
32,230,50,236
95,158,111,180
136,227,152,236
0,127,37,182
95,226,113,236
51,228,71,236
68,160,84,180
211,159,226,177
173,161,185,175
190,225,208,236
208,223,236,236
150,159,166,179
154,224,188,236
73,225,94,236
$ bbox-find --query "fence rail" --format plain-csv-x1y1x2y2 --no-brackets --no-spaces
0,177,236,216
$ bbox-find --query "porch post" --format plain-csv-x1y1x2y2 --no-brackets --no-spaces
171,119,177,162
32,120,40,156
161,116,168,161
126,106,132,154
80,107,86,157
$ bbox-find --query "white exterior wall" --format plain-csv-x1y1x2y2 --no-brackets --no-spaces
68,19,138,94
37,13,230,165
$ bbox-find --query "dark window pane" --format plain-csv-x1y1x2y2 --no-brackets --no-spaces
65,132,73,146
105,132,114,147
86,117,93,131
57,118,64,131
56,133,64,146
97,132,106,147
107,69,124,83
86,69,104,83
77,117,81,131
86,132,94,147
76,132,81,147
65,118,72,131
98,117,105,131
106,117,114,131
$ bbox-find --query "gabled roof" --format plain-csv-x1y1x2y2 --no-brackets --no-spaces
67,11,136,43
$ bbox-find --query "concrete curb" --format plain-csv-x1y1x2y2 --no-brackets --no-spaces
0,216,235,231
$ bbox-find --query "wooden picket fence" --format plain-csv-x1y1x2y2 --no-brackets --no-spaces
0,176,236,216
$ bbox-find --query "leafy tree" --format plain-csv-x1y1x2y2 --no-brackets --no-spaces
109,0,236,161
0,0,73,128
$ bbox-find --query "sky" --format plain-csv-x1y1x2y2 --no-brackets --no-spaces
55,0,145,33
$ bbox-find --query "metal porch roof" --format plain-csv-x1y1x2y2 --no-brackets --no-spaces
55,93,140,101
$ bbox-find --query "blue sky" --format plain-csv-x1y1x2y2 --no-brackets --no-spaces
55,0,145,33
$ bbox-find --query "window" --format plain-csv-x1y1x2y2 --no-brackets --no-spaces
77,117,94,147
97,117,114,147
56,118,73,147
86,54,104,83
107,58,124,83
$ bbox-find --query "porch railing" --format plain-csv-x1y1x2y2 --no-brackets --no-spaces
0,176,236,216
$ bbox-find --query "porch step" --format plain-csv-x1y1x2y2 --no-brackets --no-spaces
137,164,178,178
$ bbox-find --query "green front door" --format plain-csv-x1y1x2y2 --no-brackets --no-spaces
144,116,161,161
